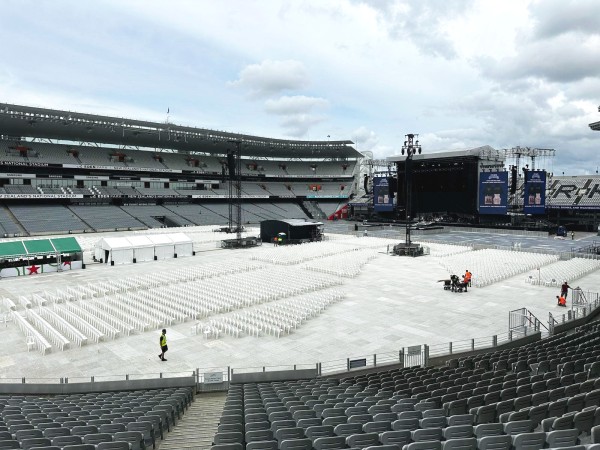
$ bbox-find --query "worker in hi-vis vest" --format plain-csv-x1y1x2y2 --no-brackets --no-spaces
159,329,168,361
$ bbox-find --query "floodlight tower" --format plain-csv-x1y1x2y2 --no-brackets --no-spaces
400,133,421,248
227,140,242,240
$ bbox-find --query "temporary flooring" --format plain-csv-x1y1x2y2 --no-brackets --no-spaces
0,227,599,382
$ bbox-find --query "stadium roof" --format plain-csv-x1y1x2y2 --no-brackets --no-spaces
387,146,504,163
590,121,600,131
0,103,360,159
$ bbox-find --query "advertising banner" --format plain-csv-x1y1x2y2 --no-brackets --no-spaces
373,177,394,212
478,171,508,215
523,171,546,214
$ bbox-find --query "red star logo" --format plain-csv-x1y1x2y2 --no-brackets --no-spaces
62,261,72,266
27,265,40,275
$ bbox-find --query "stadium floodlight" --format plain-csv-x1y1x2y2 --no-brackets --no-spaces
401,133,421,157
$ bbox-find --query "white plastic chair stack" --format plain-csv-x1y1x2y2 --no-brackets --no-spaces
38,306,88,347
78,300,135,336
55,303,106,343
12,311,51,355
439,249,558,287
304,249,378,278
26,309,70,351
19,296,32,309
3,298,16,311
525,257,600,286
63,301,119,340
31,294,47,307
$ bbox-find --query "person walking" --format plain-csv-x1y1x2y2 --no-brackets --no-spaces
158,329,168,361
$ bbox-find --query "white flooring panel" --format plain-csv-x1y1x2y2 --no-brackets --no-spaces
0,232,598,381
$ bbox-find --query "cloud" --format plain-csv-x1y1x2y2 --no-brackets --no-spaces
478,34,600,83
530,0,600,40
264,95,328,115
351,126,379,151
357,0,474,59
230,60,309,98
264,95,328,138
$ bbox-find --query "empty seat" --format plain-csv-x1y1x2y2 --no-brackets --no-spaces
444,425,473,440
97,443,132,450
511,432,545,450
503,420,534,436
51,436,83,447
113,431,145,450
312,435,346,450
245,441,278,450
412,428,443,442
404,441,442,450
346,432,379,448
477,435,511,450
442,437,477,450
278,438,312,450
545,429,580,448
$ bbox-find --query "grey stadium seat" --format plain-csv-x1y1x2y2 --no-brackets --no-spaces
477,435,512,450
96,443,132,450
312,435,347,450
442,437,477,450
245,441,279,450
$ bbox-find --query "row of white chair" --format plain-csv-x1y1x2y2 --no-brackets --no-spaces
525,257,600,286
77,300,135,336
11,311,51,355
303,249,378,278
26,309,70,351
193,291,345,339
439,249,558,287
37,306,88,347
53,303,105,343
62,301,120,340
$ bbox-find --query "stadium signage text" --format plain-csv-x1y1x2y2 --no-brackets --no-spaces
0,194,83,199
0,172,36,178
140,177,169,182
192,194,270,199
63,164,182,174
306,194,349,199
265,174,354,178
74,175,110,180
1,161,49,167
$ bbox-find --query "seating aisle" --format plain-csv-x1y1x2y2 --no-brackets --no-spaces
160,391,226,450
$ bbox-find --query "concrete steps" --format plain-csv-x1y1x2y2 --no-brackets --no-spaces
158,391,226,450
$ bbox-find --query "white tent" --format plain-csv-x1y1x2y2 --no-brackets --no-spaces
170,233,194,257
147,234,175,260
126,235,155,262
93,233,194,265
94,237,134,265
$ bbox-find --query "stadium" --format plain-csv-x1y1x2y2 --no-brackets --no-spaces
0,102,600,450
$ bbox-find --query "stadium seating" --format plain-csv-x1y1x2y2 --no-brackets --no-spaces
9,205,89,234
212,320,600,449
0,387,192,450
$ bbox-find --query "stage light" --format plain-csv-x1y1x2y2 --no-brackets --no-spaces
418,148,421,154
402,149,405,155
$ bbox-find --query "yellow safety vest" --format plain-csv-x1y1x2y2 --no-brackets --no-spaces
160,335,167,346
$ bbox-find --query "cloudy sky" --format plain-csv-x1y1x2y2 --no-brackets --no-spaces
1,0,599,174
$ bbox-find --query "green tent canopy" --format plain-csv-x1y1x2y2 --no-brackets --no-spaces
0,237,82,259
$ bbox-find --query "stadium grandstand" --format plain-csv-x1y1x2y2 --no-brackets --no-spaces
0,103,359,237
2,103,600,450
